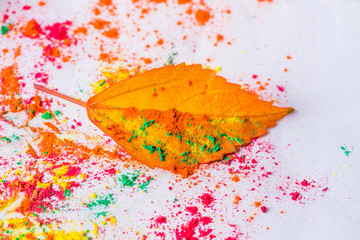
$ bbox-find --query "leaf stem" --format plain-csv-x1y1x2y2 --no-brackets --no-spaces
34,84,87,108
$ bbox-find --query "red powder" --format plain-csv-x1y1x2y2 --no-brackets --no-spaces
105,168,116,175
175,218,199,240
195,9,210,25
260,206,267,213
290,191,301,201
200,216,212,225
301,179,309,187
276,85,284,92
23,5,32,10
155,216,167,224
2,14,9,22
45,22,71,41
322,187,328,192
199,193,214,207
185,206,198,215
65,166,81,177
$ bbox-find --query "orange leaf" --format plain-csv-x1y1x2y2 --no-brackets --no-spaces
35,64,294,177
86,63,294,176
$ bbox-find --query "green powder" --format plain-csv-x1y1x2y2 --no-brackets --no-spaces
54,110,62,116
64,189,71,197
1,25,9,35
86,194,114,210
120,174,139,187
0,137,11,143
41,112,53,120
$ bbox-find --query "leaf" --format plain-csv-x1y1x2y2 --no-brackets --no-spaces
86,63,294,177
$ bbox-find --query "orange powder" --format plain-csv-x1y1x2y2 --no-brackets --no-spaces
195,9,210,25
0,66,19,96
216,34,224,42
90,19,110,30
74,27,88,35
103,28,119,38
22,20,41,38
149,0,167,3
14,46,21,58
100,0,112,5
231,175,240,182
178,0,192,4
142,58,152,64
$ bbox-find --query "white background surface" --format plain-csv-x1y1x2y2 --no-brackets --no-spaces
1,0,360,239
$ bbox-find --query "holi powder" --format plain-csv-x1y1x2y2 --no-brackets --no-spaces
0,0,330,239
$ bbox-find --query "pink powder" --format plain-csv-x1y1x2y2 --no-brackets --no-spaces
155,216,167,225
290,191,301,201
199,193,214,207
185,206,198,215
45,21,71,41
65,166,81,177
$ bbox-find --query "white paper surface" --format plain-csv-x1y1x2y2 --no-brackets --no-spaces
0,0,359,239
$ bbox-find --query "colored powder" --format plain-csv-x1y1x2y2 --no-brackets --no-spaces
65,166,81,176
300,179,309,186
45,22,71,41
120,174,137,187
41,111,53,119
22,19,42,38
103,28,119,38
44,122,60,133
139,178,153,191
185,206,198,215
54,110,62,116
1,25,9,35
195,9,210,25
100,0,113,5
290,191,301,201
149,0,167,3
105,168,116,175
200,216,212,225
340,145,353,157
74,27,88,35
86,194,114,210
90,19,110,29
260,206,267,213
155,216,167,224
216,34,224,42
199,193,214,207
277,85,284,92
178,0,192,4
